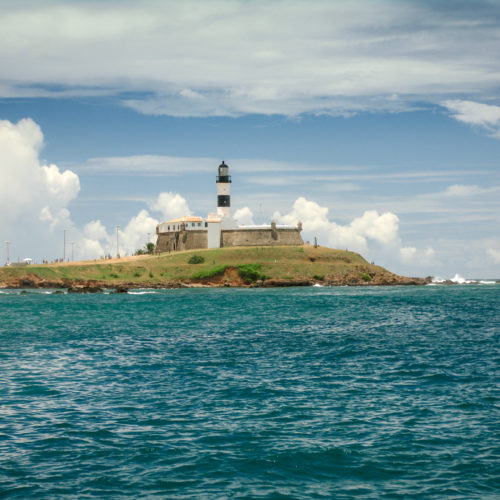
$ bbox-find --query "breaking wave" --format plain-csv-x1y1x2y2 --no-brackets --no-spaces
432,274,497,285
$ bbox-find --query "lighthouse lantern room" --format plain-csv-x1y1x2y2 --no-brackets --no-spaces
216,160,231,217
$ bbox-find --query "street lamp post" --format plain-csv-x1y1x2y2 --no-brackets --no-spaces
116,225,120,258
71,241,75,261
5,241,10,266
63,229,67,261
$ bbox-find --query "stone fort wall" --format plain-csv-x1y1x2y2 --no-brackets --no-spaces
221,228,303,247
156,227,303,252
155,230,208,253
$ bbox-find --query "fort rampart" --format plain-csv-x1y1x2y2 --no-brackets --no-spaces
156,226,303,252
155,230,208,253
221,227,303,247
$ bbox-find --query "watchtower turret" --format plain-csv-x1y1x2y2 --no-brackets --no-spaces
216,160,231,217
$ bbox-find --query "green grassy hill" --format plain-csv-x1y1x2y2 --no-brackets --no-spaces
0,246,427,288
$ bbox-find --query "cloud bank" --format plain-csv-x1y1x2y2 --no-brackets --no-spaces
0,1,499,117
0,118,183,260
272,197,435,267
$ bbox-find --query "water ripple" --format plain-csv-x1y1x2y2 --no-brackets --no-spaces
0,286,499,498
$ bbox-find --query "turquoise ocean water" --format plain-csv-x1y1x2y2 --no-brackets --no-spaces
0,285,499,498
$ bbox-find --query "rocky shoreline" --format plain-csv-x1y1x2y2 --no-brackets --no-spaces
0,271,431,292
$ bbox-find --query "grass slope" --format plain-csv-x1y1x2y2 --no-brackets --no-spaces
0,246,395,286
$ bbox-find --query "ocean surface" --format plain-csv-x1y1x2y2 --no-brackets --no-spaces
0,285,498,498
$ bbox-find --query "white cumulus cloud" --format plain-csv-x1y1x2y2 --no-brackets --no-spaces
150,192,191,221
0,117,166,261
273,197,435,268
119,209,159,255
350,210,400,246
79,210,159,259
42,164,80,204
0,118,80,257
234,207,255,226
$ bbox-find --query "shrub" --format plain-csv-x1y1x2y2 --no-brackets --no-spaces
238,263,266,283
135,242,155,256
109,273,119,279
149,270,154,278
188,255,205,264
361,273,372,282
313,274,324,281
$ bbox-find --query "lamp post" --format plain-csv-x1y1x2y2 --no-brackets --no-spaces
71,241,75,262
116,225,120,258
63,229,67,261
5,241,10,266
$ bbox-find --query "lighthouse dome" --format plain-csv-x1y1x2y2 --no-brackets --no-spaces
217,160,231,183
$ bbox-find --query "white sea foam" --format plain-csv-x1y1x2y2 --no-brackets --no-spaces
312,283,324,287
128,291,157,295
451,273,472,284
479,280,496,285
432,274,472,284
431,276,446,283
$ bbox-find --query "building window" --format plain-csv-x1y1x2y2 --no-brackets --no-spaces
198,222,201,227
192,223,195,227
205,222,208,227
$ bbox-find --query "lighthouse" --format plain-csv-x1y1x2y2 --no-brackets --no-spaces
216,160,231,217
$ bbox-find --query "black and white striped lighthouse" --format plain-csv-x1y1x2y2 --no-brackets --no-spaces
216,161,231,217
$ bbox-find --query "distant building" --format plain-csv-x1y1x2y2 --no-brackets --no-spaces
155,161,303,252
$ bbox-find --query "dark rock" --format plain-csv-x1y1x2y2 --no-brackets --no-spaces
18,277,36,288
263,279,312,287
67,285,103,293
113,285,129,293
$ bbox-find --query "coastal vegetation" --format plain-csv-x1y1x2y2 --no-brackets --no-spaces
188,255,205,264
0,245,428,288
134,242,155,255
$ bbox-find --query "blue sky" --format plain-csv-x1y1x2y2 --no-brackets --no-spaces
1,0,499,278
